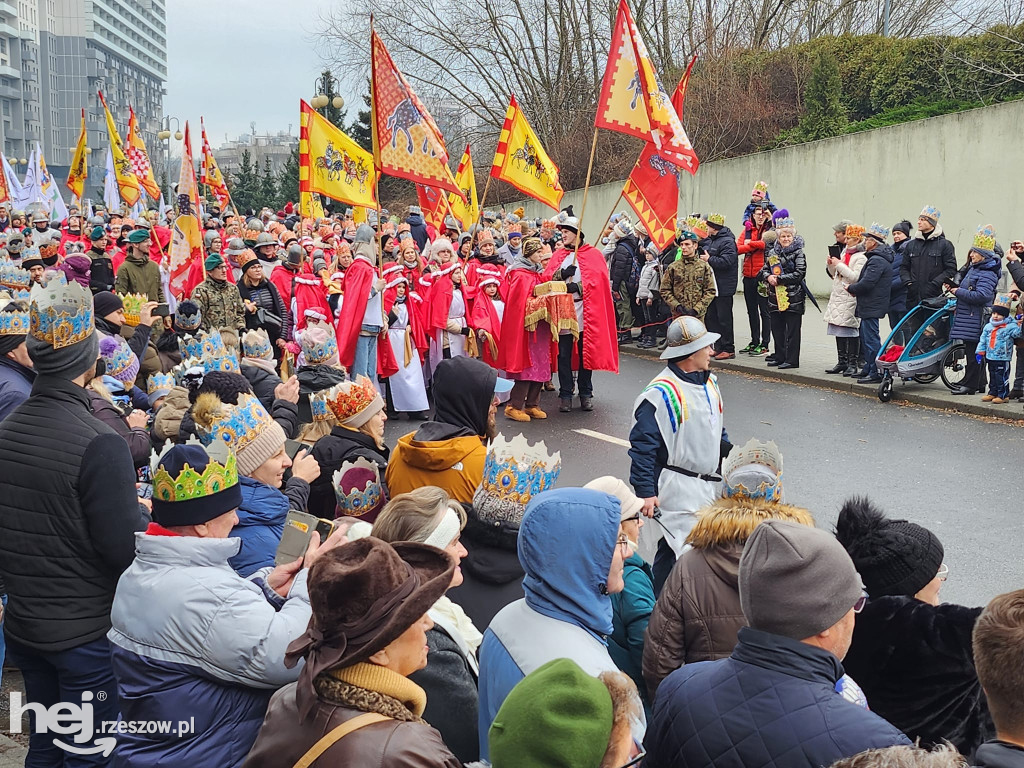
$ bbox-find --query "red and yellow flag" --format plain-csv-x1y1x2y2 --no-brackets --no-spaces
490,95,564,211
299,100,377,212
370,28,461,196
673,53,698,123
622,143,680,251
416,184,451,232
448,145,479,230
127,106,161,200
98,90,141,206
167,123,205,300
595,0,699,174
199,117,232,213
66,108,88,200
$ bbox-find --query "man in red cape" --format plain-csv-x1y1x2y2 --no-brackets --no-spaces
334,224,385,380
542,207,619,412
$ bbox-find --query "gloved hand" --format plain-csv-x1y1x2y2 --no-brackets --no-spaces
460,326,471,336
976,353,985,365
560,265,577,280
566,282,581,295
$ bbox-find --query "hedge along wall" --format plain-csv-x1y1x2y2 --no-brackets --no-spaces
517,99,1024,297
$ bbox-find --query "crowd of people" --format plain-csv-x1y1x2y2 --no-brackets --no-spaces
0,188,1020,768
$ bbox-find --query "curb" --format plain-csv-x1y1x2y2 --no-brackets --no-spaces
624,345,1024,421
0,733,27,766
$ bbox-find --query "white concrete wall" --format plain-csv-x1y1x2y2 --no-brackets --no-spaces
515,99,1024,296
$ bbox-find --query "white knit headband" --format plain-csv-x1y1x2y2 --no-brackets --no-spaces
424,507,461,549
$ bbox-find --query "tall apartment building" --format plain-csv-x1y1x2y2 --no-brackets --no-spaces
0,0,166,202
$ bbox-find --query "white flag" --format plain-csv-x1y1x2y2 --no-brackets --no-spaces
37,143,69,221
18,147,42,209
103,147,121,212
1,155,23,207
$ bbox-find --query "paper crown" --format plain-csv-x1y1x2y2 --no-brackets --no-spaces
241,328,273,360
147,371,175,397
193,392,272,454
993,293,1014,312
178,329,240,373
120,292,147,327
0,259,30,290
683,216,709,238
473,433,562,526
866,222,890,241
774,217,796,230
844,224,866,240
309,387,336,422
919,205,941,221
29,278,94,350
752,180,769,193
150,438,239,506
722,438,783,502
170,359,205,386
301,322,339,366
98,334,140,384
325,376,379,423
332,456,385,520
707,212,726,226
176,302,202,332
0,294,29,337
973,224,996,253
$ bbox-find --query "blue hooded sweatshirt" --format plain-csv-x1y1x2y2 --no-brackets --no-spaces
229,476,290,577
477,488,624,757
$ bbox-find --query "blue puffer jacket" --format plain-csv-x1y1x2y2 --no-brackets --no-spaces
644,627,910,768
978,318,1022,361
229,476,291,577
951,255,1000,341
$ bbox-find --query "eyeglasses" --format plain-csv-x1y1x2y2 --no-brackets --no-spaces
853,590,869,614
623,512,642,523
936,563,949,582
618,750,646,768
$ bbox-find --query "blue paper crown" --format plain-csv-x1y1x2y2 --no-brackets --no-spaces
242,328,273,360
310,389,334,422
920,205,941,221
176,304,202,332
28,280,94,350
194,392,271,454
477,434,562,514
147,371,175,397
303,331,338,365
99,334,139,383
867,222,890,240
331,457,384,518
0,260,30,290
0,297,29,337
774,217,796,229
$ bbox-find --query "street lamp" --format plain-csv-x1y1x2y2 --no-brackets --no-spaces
313,74,344,117
158,116,181,200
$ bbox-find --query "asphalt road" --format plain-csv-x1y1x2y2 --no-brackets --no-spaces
387,350,1024,608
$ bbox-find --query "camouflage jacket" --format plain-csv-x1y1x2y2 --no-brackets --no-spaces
191,277,245,333
660,253,717,320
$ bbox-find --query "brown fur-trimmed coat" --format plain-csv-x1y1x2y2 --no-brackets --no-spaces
642,497,814,699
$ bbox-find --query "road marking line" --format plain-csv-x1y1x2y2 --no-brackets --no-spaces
573,428,631,448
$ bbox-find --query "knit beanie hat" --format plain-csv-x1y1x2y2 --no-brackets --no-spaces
174,300,202,333
834,497,944,598
892,220,912,238
93,290,123,320
98,334,140,386
27,280,99,379
191,392,287,476
489,658,613,768
739,520,863,640
584,476,642,521
150,441,243,527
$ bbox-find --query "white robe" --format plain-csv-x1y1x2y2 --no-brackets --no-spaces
386,303,429,413
429,287,467,373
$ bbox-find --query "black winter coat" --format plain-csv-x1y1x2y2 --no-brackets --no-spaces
847,244,894,319
447,513,525,630
900,227,957,306
645,627,911,768
1007,259,1024,293
241,363,283,412
307,426,390,519
609,234,640,291
841,596,993,758
889,240,909,314
759,240,807,315
703,226,739,296
237,278,286,341
87,390,152,468
0,375,144,652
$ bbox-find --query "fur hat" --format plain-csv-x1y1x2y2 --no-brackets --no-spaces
835,497,944,598
191,392,287,476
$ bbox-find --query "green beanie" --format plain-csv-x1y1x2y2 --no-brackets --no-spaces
489,658,613,768
204,252,224,271
126,228,150,244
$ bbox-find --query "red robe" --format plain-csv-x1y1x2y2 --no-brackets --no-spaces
270,264,300,307
334,252,377,370
496,267,543,374
426,262,476,333
464,258,506,290
542,245,619,374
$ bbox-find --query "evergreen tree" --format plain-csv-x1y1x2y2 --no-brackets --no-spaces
347,86,373,152
797,54,848,141
259,155,277,209
232,149,259,214
316,69,346,126
276,146,300,208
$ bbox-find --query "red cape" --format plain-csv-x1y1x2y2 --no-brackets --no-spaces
270,264,299,305
471,291,505,368
496,267,543,374
464,259,506,292
293,273,332,332
543,245,619,374
334,255,375,370
426,264,476,332
385,286,428,353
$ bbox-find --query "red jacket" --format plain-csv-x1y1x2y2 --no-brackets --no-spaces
738,221,770,278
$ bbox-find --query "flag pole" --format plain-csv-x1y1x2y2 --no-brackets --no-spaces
476,175,492,228
370,15,383,273
573,128,599,264
593,181,629,247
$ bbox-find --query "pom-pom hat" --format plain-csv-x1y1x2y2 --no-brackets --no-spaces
99,334,140,385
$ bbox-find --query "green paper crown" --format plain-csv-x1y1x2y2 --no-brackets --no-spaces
150,439,238,504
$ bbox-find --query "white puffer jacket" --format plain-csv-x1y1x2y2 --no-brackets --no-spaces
823,249,867,328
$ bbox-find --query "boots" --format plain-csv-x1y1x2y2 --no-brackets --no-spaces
825,338,847,374
843,338,861,376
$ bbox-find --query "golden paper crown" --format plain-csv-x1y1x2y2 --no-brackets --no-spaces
753,180,769,193
973,224,996,253
325,376,379,422
120,292,147,327
150,438,239,504
844,224,866,240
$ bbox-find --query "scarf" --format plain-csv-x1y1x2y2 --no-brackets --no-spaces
243,356,277,374
429,596,482,672
315,662,427,722
508,253,543,274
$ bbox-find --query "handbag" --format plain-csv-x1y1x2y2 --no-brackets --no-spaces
291,712,390,768
256,307,283,333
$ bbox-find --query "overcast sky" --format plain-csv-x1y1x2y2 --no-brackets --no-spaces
164,0,341,149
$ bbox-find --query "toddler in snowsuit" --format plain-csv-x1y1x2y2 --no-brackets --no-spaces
636,243,663,348
976,294,1022,402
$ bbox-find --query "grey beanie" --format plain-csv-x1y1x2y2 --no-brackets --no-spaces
27,330,98,379
739,520,862,641
833,219,854,234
